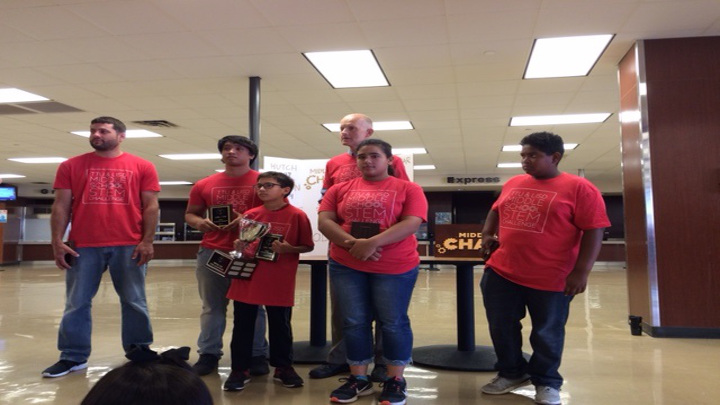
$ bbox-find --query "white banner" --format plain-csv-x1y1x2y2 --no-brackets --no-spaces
263,156,329,256
396,154,414,182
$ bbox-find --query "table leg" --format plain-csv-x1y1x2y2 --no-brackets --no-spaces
293,262,330,363
412,263,499,371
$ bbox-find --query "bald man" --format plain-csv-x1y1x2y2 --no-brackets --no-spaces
310,113,410,382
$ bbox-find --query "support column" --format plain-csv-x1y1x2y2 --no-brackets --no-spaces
248,76,261,170
618,36,720,338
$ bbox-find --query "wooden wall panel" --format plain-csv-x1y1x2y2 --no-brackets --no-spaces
643,37,720,328
620,37,720,335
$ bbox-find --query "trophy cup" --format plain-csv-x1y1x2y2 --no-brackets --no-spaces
206,218,272,279
230,218,272,259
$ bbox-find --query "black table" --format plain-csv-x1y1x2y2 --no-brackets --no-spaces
293,256,503,371
410,257,500,371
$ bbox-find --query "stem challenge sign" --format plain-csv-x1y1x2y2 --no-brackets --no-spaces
433,224,484,258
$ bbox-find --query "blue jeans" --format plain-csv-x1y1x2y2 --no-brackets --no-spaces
329,259,418,366
326,281,384,365
480,267,573,389
58,245,153,363
195,247,267,358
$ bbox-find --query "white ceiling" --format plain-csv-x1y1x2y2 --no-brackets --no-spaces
1,0,719,197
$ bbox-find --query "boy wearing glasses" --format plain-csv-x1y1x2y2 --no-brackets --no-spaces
185,135,268,376
224,171,315,391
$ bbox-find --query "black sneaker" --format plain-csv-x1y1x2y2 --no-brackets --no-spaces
249,355,270,376
330,375,374,403
370,363,388,382
42,360,88,378
273,366,304,388
192,354,219,376
309,362,350,379
223,370,250,391
378,376,407,405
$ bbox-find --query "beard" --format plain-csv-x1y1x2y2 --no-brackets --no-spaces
90,137,119,151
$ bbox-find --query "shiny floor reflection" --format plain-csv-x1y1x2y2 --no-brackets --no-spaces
1,261,718,404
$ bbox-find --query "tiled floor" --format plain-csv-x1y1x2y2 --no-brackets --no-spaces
1,261,718,404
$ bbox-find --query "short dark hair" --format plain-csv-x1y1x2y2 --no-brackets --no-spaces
91,116,126,133
81,360,212,405
356,138,396,177
258,171,294,197
520,131,565,157
217,135,258,164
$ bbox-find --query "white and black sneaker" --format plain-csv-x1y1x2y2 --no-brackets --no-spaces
330,375,374,403
42,360,88,378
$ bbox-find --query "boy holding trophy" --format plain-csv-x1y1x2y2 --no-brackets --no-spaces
223,171,315,391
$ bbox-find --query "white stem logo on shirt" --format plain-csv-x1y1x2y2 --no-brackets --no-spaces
499,188,556,233
86,169,131,204
342,189,396,223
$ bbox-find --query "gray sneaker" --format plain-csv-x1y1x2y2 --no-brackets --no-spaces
535,386,561,405
481,374,531,394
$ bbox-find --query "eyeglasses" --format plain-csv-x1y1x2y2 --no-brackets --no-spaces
254,182,281,190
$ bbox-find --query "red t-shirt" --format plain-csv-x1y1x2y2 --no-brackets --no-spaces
322,152,410,191
226,204,315,307
188,171,262,251
487,173,611,292
53,152,160,248
319,176,428,274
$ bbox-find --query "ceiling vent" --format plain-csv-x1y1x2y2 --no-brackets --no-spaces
132,120,178,128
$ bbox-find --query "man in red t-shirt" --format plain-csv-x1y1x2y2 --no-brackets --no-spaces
310,113,410,382
185,135,267,376
479,132,610,405
322,113,409,194
43,116,160,378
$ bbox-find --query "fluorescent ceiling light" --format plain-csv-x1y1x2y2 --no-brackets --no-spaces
392,148,427,155
323,121,413,132
0,88,49,103
304,50,389,88
414,165,436,170
524,34,613,79
72,129,163,138
159,181,193,185
159,153,221,160
9,157,67,164
510,113,610,126
497,163,522,168
0,173,26,179
502,143,578,152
